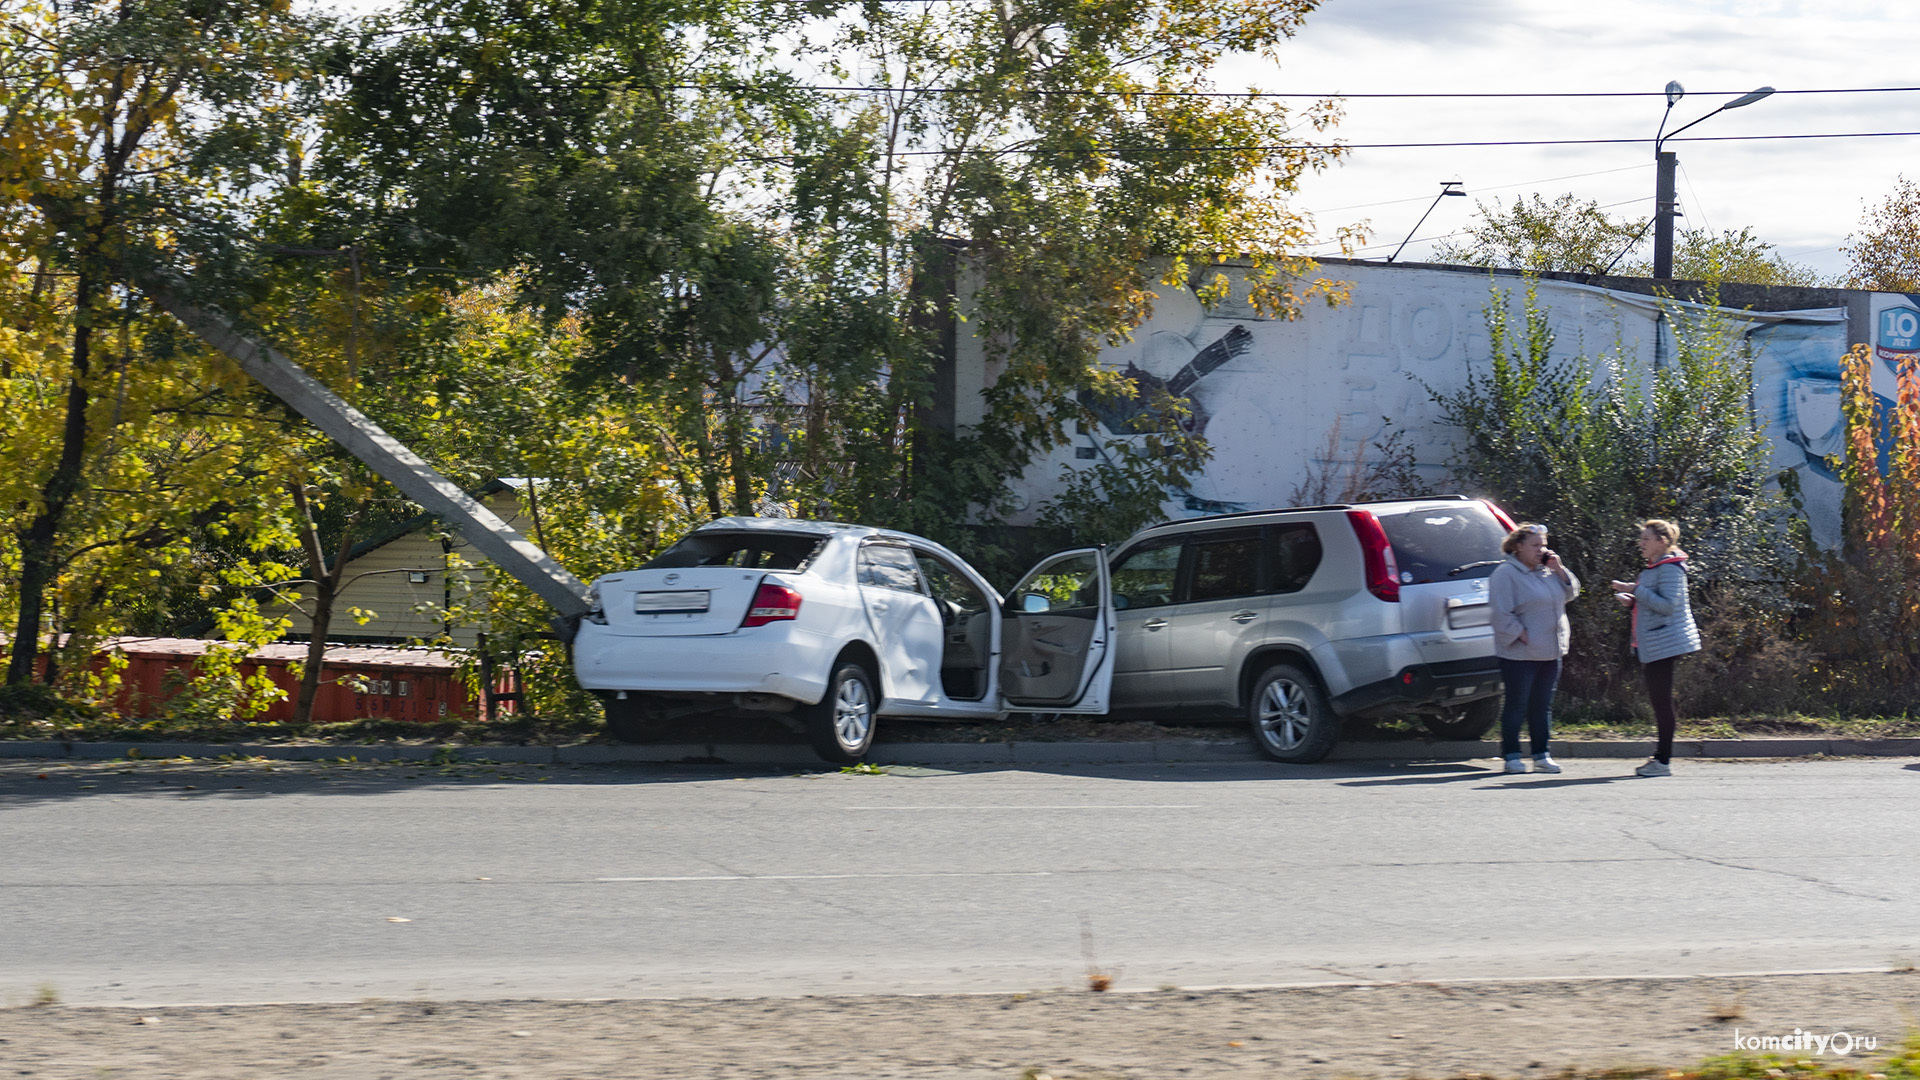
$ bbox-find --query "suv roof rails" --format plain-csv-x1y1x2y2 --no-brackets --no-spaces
1141,494,1473,532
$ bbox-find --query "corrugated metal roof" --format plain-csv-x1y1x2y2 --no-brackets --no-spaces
87,637,466,670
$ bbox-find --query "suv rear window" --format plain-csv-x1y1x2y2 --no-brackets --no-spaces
1374,504,1507,584
644,531,826,571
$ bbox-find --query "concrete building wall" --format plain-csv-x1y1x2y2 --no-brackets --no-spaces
971,258,1919,549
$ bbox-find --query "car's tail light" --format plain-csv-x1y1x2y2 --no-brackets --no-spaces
1345,510,1401,602
1484,500,1517,531
583,581,608,625
741,582,803,627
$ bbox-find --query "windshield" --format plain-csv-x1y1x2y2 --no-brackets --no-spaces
643,531,826,571
1375,504,1508,584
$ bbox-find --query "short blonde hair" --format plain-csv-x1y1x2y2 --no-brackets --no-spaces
1640,519,1681,547
1502,523,1545,555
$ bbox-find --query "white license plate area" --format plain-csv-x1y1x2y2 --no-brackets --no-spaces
634,590,711,615
1446,603,1490,629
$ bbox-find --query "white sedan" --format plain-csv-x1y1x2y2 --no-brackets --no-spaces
571,517,1115,761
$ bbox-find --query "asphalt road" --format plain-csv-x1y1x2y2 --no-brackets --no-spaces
2,756,1916,1006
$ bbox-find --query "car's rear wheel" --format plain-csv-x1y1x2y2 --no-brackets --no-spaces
601,694,674,743
804,661,878,763
1248,663,1340,764
1423,694,1500,741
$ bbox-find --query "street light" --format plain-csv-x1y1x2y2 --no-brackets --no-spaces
1651,81,1773,278
1386,179,1467,263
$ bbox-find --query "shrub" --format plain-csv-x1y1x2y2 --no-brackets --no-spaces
1796,343,1920,711
1428,277,1800,716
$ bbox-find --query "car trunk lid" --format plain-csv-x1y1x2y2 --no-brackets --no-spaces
593,568,769,637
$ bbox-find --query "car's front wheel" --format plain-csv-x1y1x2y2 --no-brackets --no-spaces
1248,663,1340,764
803,661,878,763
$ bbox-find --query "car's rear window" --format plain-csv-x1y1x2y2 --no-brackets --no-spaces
643,531,826,571
1375,504,1508,584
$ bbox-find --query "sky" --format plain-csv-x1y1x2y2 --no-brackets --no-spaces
1228,0,1919,278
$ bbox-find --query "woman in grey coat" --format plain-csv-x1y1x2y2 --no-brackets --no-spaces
1609,519,1702,777
1489,524,1581,774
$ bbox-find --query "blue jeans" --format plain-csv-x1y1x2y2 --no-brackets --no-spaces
1498,657,1561,757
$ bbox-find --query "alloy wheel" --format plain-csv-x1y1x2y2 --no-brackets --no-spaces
1257,678,1310,751
833,675,873,750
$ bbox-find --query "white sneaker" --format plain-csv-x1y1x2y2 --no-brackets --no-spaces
1635,758,1671,777
1503,756,1528,774
1532,754,1562,774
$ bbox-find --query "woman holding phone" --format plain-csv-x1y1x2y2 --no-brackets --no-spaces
1489,523,1581,774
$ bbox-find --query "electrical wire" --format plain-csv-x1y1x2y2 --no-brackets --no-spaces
1676,160,1713,238
687,83,1920,101
1309,163,1651,214
1325,194,1658,255
838,129,1920,160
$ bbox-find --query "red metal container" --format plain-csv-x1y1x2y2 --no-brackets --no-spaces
90,638,502,723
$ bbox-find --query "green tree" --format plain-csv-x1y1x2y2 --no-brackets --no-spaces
827,0,1347,550
1622,227,1827,287
325,0,1348,568
1841,175,1920,291
1431,193,1648,274
0,0,326,686
1433,193,1821,286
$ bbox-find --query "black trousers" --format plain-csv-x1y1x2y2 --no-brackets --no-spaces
1644,656,1678,763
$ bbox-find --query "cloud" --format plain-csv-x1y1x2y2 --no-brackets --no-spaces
1299,0,1531,46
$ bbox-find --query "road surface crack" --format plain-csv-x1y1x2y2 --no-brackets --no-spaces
1618,827,1895,902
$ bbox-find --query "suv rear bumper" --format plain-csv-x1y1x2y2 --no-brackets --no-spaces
1331,657,1503,717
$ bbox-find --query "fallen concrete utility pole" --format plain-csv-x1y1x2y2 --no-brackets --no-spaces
146,286,592,622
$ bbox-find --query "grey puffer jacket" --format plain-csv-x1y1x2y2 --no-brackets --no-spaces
1631,555,1701,664
1489,555,1581,661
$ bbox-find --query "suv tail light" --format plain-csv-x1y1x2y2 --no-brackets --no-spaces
741,582,803,627
1484,500,1517,531
1345,510,1401,602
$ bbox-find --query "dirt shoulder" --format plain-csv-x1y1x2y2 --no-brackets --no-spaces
4,971,1914,1080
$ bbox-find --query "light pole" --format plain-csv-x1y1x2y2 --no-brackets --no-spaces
1387,179,1466,263
1652,81,1773,278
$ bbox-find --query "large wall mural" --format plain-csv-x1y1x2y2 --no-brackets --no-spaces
990,261,1901,548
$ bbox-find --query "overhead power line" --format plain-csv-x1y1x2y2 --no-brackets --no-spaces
695,83,1920,101
840,129,1920,160
1310,163,1651,213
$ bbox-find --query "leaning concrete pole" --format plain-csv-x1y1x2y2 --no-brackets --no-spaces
146,287,592,621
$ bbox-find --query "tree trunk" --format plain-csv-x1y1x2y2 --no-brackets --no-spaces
725,398,754,517
686,390,724,518
7,275,96,686
295,582,338,726
289,484,366,725
477,632,495,724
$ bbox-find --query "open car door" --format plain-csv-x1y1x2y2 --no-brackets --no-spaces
998,547,1114,714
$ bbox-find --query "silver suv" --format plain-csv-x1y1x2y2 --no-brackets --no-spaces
1106,496,1512,762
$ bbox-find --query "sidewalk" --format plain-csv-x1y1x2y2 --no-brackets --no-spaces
1,735,1915,766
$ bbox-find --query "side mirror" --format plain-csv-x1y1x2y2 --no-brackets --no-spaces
1020,593,1052,613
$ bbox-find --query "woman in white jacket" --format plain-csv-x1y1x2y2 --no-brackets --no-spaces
1489,524,1581,774
1610,519,1702,777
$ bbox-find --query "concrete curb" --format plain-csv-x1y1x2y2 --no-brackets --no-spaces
0,736,1915,766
